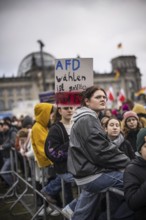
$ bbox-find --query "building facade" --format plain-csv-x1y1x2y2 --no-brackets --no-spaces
0,51,142,112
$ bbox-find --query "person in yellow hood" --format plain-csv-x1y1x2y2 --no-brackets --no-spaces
31,103,54,168
31,103,61,215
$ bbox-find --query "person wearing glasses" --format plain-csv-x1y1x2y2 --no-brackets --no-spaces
67,86,130,220
43,106,76,216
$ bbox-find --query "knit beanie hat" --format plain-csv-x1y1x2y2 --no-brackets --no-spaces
123,111,138,121
22,115,33,128
136,128,146,152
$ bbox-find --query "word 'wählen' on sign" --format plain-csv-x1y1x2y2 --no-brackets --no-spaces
56,72,86,83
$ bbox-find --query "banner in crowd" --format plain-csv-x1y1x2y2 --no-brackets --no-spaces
55,58,93,106
39,91,55,103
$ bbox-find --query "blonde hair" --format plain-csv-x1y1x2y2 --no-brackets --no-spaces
18,128,29,138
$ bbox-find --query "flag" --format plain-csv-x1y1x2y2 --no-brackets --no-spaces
107,86,115,102
117,43,122,48
118,88,126,102
114,69,120,81
135,87,146,97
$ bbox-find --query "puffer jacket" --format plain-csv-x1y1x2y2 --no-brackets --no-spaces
31,103,53,168
67,107,130,178
124,156,146,220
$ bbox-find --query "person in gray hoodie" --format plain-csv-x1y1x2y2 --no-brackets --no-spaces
67,86,130,220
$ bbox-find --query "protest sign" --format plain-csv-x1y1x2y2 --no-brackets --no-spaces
55,58,93,106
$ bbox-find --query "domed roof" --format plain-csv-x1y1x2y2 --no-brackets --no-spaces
17,51,55,76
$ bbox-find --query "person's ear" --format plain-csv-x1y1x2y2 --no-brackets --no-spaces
58,108,62,115
84,98,89,106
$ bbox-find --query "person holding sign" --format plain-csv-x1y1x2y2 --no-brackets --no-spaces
67,86,130,220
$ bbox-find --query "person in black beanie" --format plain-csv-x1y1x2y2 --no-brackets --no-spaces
124,128,146,220
22,115,34,128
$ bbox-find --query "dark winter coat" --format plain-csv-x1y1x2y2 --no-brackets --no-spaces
124,156,146,220
125,130,140,152
2,126,17,158
45,122,69,174
112,133,135,160
119,140,135,160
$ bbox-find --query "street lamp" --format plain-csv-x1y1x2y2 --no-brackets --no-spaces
37,40,46,91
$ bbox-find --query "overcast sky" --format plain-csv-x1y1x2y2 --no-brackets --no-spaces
0,0,146,88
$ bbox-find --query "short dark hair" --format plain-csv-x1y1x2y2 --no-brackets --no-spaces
81,86,107,106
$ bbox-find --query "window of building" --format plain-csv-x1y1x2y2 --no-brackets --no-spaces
8,88,13,96
8,99,14,110
25,87,31,96
16,88,22,96
0,100,4,111
18,99,22,102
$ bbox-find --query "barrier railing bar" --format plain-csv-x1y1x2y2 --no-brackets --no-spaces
1,147,126,220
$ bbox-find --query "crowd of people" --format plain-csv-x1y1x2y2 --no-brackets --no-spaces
0,85,146,220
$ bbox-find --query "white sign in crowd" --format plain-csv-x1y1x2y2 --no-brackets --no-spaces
55,58,93,93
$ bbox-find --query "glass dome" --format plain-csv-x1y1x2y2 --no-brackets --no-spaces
17,51,55,76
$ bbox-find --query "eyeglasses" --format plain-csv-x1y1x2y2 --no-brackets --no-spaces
62,107,74,110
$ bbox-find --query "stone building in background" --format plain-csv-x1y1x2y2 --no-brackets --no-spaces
0,51,142,113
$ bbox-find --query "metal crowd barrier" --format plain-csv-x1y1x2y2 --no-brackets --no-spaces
0,147,125,220
0,148,73,219
0,149,47,219
105,187,124,220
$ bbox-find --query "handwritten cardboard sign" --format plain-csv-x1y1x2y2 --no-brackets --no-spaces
55,58,93,106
